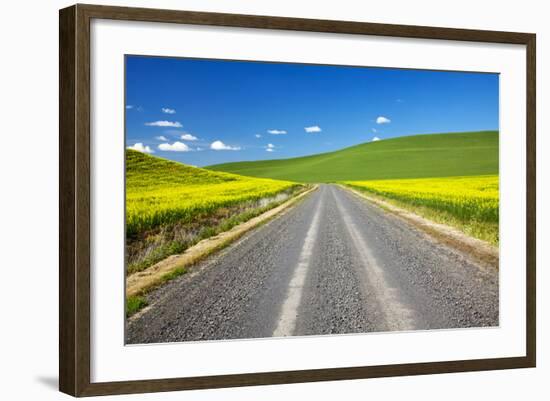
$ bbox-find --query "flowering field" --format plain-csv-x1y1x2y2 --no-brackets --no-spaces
127,149,300,237
343,175,499,244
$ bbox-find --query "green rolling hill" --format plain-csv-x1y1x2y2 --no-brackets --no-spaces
207,131,498,183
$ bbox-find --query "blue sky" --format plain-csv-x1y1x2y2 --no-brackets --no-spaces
126,55,499,167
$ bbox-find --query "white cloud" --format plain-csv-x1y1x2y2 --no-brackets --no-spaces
265,143,276,152
255,134,262,138
376,116,391,124
158,141,191,152
155,135,168,141
268,129,287,135
126,105,143,111
304,125,322,133
145,120,182,128
210,140,241,151
372,136,381,142
180,133,198,141
371,128,377,133
127,143,154,153
162,108,176,114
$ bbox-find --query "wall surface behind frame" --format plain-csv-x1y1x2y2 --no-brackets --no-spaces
0,0,546,400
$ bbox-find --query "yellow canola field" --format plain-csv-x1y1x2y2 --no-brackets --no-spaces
344,175,498,226
126,150,299,237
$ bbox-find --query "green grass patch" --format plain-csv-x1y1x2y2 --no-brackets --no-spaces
126,295,148,317
207,131,498,183
126,268,187,317
384,197,498,244
160,266,188,284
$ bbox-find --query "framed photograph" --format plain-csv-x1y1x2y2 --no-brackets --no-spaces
59,4,536,397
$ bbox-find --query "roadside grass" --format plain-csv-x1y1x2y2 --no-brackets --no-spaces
125,268,187,318
343,175,499,245
126,295,148,318
160,266,187,284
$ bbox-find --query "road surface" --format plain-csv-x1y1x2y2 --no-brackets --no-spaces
126,184,498,344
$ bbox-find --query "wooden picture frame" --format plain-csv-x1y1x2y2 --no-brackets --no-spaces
59,3,536,397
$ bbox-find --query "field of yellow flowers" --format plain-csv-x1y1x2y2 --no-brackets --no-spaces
127,149,300,237
344,175,499,244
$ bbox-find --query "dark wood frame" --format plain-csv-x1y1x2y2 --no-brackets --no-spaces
59,3,536,397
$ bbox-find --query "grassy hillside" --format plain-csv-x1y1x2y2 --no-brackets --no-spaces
208,131,498,183
127,147,239,189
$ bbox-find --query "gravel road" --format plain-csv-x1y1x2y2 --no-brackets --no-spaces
126,184,498,344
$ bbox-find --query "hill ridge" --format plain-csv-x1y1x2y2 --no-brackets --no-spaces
207,131,498,183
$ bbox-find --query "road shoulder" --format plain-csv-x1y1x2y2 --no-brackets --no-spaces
339,185,499,270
